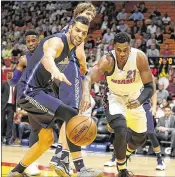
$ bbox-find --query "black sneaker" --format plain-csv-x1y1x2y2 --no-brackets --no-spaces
118,169,134,177
55,161,70,177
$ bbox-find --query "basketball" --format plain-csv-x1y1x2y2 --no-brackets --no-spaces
66,115,97,146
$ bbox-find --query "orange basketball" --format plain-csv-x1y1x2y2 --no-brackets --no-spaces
66,115,97,146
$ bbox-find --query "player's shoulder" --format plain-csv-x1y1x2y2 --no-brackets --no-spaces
47,37,63,46
134,47,147,58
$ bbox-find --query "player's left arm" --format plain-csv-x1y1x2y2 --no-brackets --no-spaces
151,74,157,116
127,52,154,109
75,42,88,75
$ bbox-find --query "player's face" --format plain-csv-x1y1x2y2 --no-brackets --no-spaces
70,22,89,46
79,10,95,22
114,42,130,65
26,35,39,53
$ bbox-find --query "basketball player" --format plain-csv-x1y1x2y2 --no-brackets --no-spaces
104,75,166,170
8,16,103,177
8,30,39,85
8,30,41,175
79,32,154,176
49,2,96,174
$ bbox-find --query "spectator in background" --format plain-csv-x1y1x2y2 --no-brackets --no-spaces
2,43,13,59
158,58,172,89
1,82,15,145
102,28,114,53
167,96,175,109
101,15,109,30
161,44,174,57
12,109,31,146
138,20,147,34
156,105,175,157
116,20,128,32
138,39,147,53
162,13,171,25
139,2,148,13
168,78,175,97
129,7,144,21
156,19,165,32
157,83,169,103
44,26,52,37
116,8,127,21
155,27,163,44
147,21,157,34
149,6,161,19
146,34,157,48
131,21,140,38
146,43,160,57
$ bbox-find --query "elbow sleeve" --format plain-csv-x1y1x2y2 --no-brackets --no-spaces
137,81,154,105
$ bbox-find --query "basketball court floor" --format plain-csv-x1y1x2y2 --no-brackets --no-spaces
2,145,175,177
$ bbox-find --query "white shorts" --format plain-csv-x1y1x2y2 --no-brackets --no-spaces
107,91,147,133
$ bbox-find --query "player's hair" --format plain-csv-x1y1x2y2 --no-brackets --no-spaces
25,30,39,38
72,16,90,26
73,2,96,18
114,32,130,44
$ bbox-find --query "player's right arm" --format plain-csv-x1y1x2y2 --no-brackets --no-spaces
41,37,71,86
8,56,27,86
79,54,114,113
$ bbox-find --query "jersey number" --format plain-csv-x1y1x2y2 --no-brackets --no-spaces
126,69,136,80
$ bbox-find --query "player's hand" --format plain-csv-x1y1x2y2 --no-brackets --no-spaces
7,72,13,80
151,107,156,116
52,71,72,86
126,99,141,109
79,94,91,114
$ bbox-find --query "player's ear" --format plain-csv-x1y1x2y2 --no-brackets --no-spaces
69,24,73,32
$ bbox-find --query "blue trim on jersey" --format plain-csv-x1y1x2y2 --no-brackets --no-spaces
72,55,79,78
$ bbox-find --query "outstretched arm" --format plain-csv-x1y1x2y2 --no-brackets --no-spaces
8,56,27,86
41,37,71,85
79,54,114,113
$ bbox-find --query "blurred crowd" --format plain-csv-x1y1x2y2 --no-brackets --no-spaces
1,1,175,155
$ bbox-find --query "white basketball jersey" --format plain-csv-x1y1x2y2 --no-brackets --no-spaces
106,48,143,95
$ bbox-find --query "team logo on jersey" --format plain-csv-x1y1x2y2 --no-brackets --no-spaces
111,69,136,84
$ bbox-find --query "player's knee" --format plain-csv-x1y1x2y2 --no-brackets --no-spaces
128,128,146,147
147,132,160,148
108,114,127,138
39,128,54,147
108,114,126,130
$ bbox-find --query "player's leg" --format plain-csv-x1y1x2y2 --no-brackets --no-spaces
54,104,103,177
50,122,71,172
24,130,41,176
8,91,63,176
126,107,147,159
49,121,65,168
105,94,129,175
144,103,165,170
